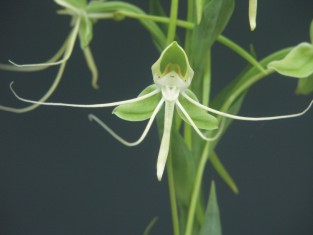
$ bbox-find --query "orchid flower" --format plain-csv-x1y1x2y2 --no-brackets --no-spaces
10,41,313,180
0,0,105,113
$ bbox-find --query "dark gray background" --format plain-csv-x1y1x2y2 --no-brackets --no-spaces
0,0,312,234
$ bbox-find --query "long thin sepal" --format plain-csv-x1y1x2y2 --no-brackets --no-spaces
157,101,175,181
182,92,313,121
10,83,160,108
0,61,67,113
0,39,67,72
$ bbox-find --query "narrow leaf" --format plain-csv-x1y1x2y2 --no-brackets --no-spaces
190,0,235,98
171,130,196,206
113,85,161,121
149,0,168,34
268,43,313,78
199,181,222,235
171,130,198,232
210,152,239,194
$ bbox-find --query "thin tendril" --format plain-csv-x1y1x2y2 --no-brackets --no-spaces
88,99,164,146
10,84,161,108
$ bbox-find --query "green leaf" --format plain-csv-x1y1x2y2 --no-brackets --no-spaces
79,15,93,49
190,0,234,98
171,130,198,232
113,85,162,121
268,43,313,78
177,89,218,130
149,0,168,34
199,181,222,235
210,152,238,194
171,130,196,205
296,73,313,95
211,48,291,121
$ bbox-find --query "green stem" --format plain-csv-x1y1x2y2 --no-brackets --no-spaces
217,35,265,73
202,50,211,106
183,0,194,149
167,151,180,235
184,144,210,235
184,0,194,54
103,11,193,29
217,48,292,119
166,0,179,45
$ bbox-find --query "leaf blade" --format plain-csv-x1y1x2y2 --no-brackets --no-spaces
210,152,239,194
199,181,222,235
268,43,313,78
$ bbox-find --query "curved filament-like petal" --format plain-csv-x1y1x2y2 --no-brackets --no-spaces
88,98,164,146
182,92,313,121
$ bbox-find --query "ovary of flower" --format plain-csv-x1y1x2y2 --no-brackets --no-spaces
10,42,313,181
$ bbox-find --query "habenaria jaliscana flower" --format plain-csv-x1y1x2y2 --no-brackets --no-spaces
10,42,313,180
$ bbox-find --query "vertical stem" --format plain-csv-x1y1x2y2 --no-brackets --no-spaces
183,0,193,148
202,50,211,106
166,0,179,45
167,150,180,235
184,0,194,53
184,143,210,235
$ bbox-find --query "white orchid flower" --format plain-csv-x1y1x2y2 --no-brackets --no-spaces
10,41,313,180
0,0,105,113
